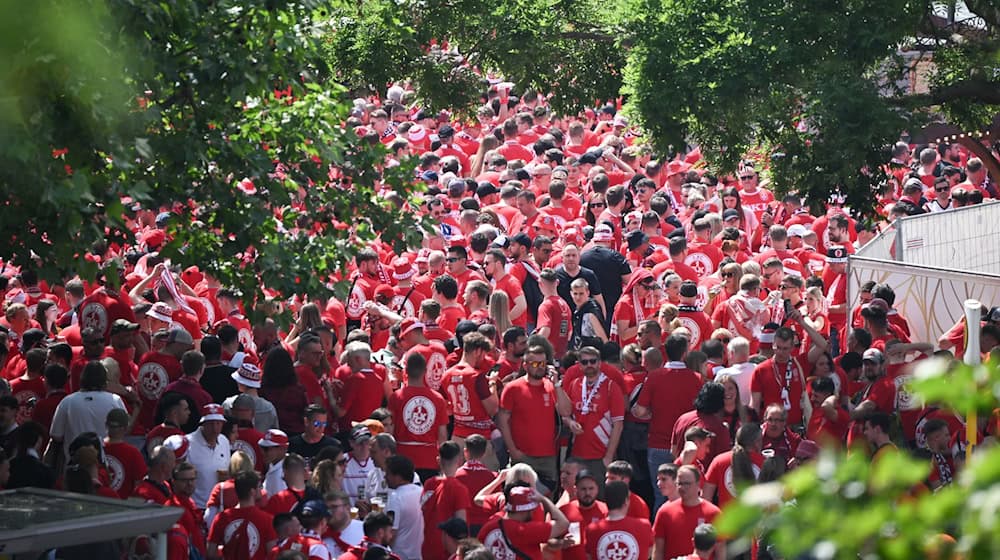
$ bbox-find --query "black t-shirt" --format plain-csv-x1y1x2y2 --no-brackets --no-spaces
200,363,238,404
289,434,340,461
580,246,631,324
556,265,604,313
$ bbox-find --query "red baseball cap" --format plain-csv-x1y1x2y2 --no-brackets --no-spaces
259,429,289,448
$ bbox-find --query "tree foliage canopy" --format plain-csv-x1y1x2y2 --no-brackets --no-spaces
0,0,424,304
718,356,1000,559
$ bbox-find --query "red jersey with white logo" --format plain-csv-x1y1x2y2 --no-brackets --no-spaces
335,365,387,432
345,274,379,322
585,515,652,560
565,374,625,460
136,351,183,432
478,517,551,560
404,342,449,391
389,385,448,470
78,288,136,340
442,363,494,438
104,440,148,498
208,505,277,560
9,376,46,425
233,425,266,473
218,312,256,352
738,188,775,221
676,307,713,350
704,449,764,508
145,423,184,455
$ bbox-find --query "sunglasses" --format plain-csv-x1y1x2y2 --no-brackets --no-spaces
312,420,328,428
590,202,606,207
640,283,659,290
739,175,755,180
526,360,546,368
935,187,950,192
337,457,348,466
446,257,461,263
579,358,599,365
720,273,734,278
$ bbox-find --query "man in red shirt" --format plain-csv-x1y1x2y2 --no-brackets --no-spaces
208,470,277,560
496,119,534,164
442,332,500,468
271,502,332,560
498,345,572,492
652,465,722,560
535,269,572,357
103,408,147,498
822,245,849,356
335,341,391,433
346,249,382,332
164,350,213,413
421,441,473,560
559,470,608,560
77,280,137,341
388,352,448,481
398,318,449,392
136,328,192,432
145,392,189,456
586,480,652,560
677,281,713,351
749,326,808,427
605,461,651,521
132,445,176,504
455,434,497,535
30,363,68,435
484,249,528,328
670,383,733,465
166,461,207,559
632,338,703,512
478,485,570,560
564,346,625,485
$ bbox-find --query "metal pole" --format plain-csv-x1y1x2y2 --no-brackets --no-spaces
155,531,168,560
963,299,982,461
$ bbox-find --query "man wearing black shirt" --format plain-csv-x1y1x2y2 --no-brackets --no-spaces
289,404,339,462
556,243,605,316
580,225,631,328
198,336,238,404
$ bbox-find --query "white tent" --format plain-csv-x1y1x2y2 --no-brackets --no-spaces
848,202,1000,349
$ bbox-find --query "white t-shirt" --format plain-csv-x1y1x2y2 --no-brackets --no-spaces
323,519,364,557
50,390,126,460
264,458,286,496
387,482,424,560
186,428,232,508
344,454,375,504
716,362,756,406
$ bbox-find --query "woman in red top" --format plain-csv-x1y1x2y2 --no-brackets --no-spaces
260,348,309,435
802,287,829,355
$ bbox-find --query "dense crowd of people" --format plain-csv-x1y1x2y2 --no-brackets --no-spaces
0,82,998,560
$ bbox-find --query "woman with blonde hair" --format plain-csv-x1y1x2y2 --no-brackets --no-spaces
203,450,257,528
489,290,512,335
472,462,539,509
311,457,347,496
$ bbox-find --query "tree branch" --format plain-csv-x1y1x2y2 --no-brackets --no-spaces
890,78,1000,107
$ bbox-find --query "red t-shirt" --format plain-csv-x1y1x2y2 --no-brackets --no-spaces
676,308,713,351
403,342,449,391
749,355,808,425
78,288,137,340
500,377,559,457
565,374,625,460
585,515,652,560
388,385,448,469
652,499,720,560
478,517,552,560
263,487,305,516
104,440,148,498
495,273,528,328
560,500,609,560
704,450,764,508
269,534,328,560
9,375,46,425
455,461,497,528
136,351,184,432
636,365,703,449
536,295,572,357
421,476,473,559
208,505,277,560
165,493,207,557
442,363,494,438
335,365,387,432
